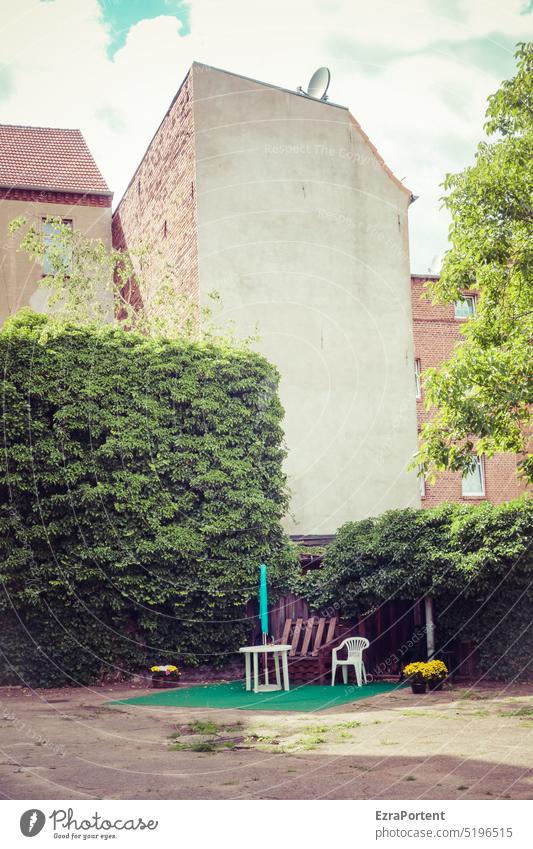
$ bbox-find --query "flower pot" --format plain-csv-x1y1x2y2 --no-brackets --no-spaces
152,676,180,689
428,679,444,691
410,682,427,694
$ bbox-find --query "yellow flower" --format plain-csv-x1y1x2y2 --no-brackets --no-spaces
404,661,431,679
404,660,448,682
426,660,448,679
151,664,179,674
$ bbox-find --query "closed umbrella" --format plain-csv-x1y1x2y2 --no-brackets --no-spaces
259,563,269,684
259,563,268,643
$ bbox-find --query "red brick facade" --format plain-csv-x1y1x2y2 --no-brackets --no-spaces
111,70,199,315
411,274,526,507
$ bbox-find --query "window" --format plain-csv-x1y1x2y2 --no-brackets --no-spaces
454,295,476,320
414,358,421,398
42,218,72,275
461,456,485,497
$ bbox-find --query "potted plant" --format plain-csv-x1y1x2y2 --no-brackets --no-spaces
426,659,448,691
150,664,181,689
403,661,430,694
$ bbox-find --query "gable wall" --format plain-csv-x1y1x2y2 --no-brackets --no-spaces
192,64,421,533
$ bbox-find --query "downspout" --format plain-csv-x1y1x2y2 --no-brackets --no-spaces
425,596,436,659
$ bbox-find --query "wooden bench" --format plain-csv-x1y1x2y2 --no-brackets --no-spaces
272,616,348,684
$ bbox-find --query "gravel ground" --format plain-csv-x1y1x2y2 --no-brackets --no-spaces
0,681,532,800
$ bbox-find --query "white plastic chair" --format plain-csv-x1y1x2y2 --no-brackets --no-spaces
331,637,369,686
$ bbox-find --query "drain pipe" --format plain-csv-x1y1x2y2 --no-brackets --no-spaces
425,595,436,659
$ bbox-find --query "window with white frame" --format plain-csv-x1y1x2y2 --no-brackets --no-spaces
415,358,421,398
42,218,72,275
461,455,485,497
454,295,476,320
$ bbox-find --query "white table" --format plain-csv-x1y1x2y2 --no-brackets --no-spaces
239,644,291,693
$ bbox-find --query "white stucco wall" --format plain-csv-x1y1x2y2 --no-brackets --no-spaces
192,63,421,534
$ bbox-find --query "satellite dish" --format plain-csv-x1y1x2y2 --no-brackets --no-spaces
298,67,331,101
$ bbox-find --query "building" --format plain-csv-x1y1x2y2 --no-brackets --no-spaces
112,62,421,536
1,73,525,534
411,274,527,507
0,124,112,325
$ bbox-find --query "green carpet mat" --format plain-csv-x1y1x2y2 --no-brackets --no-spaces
109,680,403,712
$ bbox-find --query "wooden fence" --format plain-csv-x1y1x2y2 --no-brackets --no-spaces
247,593,478,679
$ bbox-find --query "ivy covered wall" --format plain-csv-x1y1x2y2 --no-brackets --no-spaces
0,311,296,687
296,500,533,681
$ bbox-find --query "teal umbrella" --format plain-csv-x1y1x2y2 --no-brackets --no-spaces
259,563,269,684
259,563,268,642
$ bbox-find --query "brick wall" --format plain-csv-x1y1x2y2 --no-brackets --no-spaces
411,274,525,507
111,70,199,319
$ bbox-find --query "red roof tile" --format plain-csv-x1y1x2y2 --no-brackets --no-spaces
0,124,111,195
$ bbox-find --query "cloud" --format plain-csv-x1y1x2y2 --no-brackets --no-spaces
1,0,531,271
96,0,190,57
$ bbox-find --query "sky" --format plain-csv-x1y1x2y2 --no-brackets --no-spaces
1,0,531,272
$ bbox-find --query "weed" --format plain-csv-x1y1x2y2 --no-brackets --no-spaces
499,707,533,718
190,741,217,753
457,690,489,701
250,734,278,744
189,720,219,735
294,733,326,751
169,739,234,754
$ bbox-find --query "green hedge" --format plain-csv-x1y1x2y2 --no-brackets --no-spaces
0,311,296,687
296,500,533,681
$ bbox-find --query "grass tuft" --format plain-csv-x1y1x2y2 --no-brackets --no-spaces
189,720,220,735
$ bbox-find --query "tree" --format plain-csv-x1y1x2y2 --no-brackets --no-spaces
8,217,237,343
415,43,533,484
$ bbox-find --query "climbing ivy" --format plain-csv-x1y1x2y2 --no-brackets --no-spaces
0,310,296,687
296,500,533,681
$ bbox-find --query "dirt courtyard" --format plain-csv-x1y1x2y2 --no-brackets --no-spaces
1,681,532,800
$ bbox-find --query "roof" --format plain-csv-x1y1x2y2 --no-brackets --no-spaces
290,534,335,546
0,124,111,195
